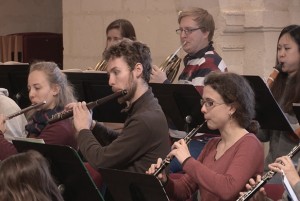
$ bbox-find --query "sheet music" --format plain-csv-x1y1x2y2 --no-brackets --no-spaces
13,137,45,144
282,170,299,201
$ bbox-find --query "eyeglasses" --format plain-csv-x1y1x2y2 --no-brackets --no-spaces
175,27,203,35
200,99,225,110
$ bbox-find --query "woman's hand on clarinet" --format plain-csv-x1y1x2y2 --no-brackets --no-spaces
0,114,7,134
239,175,267,201
73,101,93,135
146,158,168,183
269,156,300,187
169,139,191,164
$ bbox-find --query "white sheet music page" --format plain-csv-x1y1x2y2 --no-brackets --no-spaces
281,170,299,201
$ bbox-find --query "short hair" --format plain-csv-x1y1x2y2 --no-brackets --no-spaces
0,150,64,201
29,61,77,108
204,72,258,132
106,19,136,41
178,7,215,41
103,39,152,83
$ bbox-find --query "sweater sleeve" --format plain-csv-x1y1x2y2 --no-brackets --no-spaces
165,135,264,200
77,116,154,169
0,131,18,160
36,119,77,149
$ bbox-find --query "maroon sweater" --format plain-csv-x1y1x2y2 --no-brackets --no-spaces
0,119,77,160
165,134,264,201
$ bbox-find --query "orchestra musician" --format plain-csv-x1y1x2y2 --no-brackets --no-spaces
147,72,264,201
0,61,77,160
105,19,136,50
93,18,137,71
150,7,228,173
71,39,170,173
256,25,300,181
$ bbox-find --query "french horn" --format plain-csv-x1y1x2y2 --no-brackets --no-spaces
94,59,108,71
159,41,186,82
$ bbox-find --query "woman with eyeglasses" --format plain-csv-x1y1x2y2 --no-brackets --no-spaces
147,72,264,201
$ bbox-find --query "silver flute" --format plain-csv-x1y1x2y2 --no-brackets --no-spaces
236,143,300,201
153,121,206,177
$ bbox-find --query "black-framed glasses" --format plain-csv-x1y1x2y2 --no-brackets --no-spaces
175,27,203,35
200,99,225,109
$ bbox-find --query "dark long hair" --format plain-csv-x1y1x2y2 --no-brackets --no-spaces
271,25,300,113
0,150,64,201
204,72,259,133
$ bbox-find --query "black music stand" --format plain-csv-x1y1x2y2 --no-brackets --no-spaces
64,71,126,123
98,168,169,201
244,75,294,132
12,140,104,201
293,103,300,124
0,64,30,108
149,83,214,134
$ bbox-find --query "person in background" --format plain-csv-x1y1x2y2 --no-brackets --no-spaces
150,7,228,173
256,25,300,181
0,150,64,201
147,72,264,201
0,88,27,142
105,19,136,50
0,61,77,160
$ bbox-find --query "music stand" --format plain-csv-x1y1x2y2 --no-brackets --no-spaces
64,71,126,123
12,140,104,201
244,75,294,132
0,64,30,108
149,83,214,134
292,103,300,124
98,167,169,201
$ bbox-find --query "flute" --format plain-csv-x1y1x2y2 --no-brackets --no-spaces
48,90,128,124
6,101,46,120
153,121,206,177
236,143,300,201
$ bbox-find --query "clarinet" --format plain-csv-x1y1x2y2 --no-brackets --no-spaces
153,121,207,177
48,90,127,124
236,143,300,201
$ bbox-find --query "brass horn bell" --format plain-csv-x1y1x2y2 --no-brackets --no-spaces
159,42,185,83
94,59,108,71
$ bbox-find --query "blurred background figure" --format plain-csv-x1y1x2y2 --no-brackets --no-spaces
0,88,27,142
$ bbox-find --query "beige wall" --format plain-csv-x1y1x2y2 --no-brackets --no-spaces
0,0,62,35
0,0,299,79
62,0,300,81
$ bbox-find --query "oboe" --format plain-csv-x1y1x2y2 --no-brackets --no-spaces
236,143,300,201
153,121,207,177
6,101,46,120
48,90,127,124
266,63,283,88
